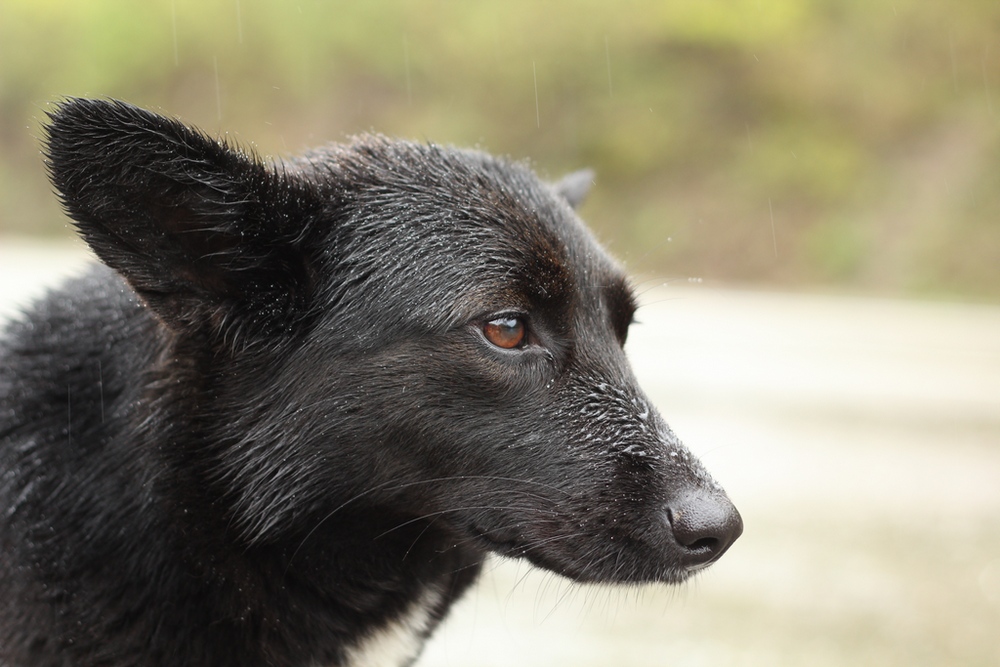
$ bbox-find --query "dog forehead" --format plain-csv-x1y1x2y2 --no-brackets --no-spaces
328,137,571,232
304,138,618,336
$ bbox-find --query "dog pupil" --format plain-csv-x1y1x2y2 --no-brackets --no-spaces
485,317,524,348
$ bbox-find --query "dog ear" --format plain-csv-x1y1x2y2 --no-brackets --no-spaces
551,168,595,209
44,98,321,343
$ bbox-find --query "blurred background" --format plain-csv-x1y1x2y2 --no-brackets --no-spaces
0,1,998,666
3,0,1000,299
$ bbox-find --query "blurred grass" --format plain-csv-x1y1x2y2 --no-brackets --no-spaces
1,0,998,299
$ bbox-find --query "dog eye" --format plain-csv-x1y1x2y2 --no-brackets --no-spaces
483,316,526,349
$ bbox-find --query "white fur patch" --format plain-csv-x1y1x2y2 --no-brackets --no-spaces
343,585,443,667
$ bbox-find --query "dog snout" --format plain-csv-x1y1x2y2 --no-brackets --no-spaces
666,489,743,569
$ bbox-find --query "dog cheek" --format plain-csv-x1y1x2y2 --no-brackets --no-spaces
349,349,533,472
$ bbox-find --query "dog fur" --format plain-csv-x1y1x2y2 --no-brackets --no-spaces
0,99,741,666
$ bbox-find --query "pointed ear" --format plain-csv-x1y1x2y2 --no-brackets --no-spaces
44,98,322,344
551,168,595,209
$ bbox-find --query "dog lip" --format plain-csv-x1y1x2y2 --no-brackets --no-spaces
468,524,525,558
467,524,599,579
469,521,694,585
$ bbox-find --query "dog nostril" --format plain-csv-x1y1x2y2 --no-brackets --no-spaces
684,536,720,552
666,491,743,567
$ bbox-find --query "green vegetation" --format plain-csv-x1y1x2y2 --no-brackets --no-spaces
1,0,998,298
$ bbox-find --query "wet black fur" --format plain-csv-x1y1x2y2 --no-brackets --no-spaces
0,99,740,666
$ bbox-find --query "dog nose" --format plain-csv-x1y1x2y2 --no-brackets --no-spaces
667,490,743,568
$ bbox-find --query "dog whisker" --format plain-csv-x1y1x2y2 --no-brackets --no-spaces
288,474,573,567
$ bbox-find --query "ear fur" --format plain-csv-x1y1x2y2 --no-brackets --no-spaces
43,98,321,344
551,168,595,209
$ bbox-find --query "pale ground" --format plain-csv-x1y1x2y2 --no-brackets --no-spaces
2,237,998,666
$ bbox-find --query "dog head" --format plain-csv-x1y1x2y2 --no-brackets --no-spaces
44,98,741,585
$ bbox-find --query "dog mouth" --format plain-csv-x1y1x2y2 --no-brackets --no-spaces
469,525,526,558
467,520,690,585
465,488,742,585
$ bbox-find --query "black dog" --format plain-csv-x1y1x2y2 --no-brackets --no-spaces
0,99,741,666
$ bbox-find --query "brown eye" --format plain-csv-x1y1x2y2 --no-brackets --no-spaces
483,316,526,349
